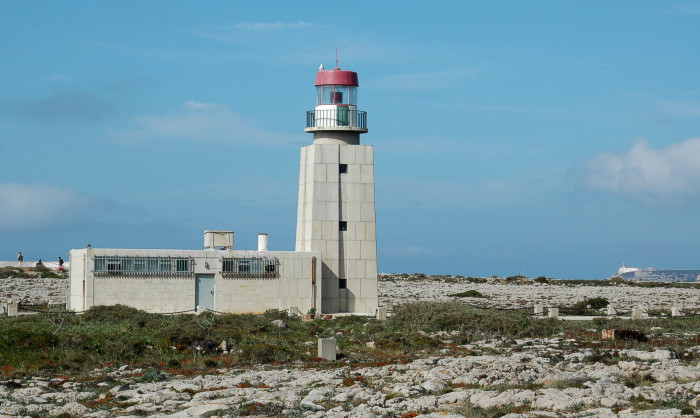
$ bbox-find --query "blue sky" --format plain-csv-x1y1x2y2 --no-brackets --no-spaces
2,1,700,279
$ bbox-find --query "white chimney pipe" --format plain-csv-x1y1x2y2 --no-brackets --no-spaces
258,233,268,252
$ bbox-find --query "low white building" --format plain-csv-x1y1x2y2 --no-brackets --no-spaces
68,232,322,314
68,63,378,314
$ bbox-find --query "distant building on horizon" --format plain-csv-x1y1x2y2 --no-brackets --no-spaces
610,262,700,283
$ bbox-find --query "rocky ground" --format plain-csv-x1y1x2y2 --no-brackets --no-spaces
378,275,700,312
4,274,700,311
0,277,66,306
3,274,700,416
1,337,698,417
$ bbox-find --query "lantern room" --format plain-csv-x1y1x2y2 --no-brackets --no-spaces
315,68,358,106
306,65,367,132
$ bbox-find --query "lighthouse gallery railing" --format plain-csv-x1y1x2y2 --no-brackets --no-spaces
306,109,367,129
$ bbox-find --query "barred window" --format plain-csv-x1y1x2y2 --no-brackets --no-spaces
238,259,251,273
159,258,172,273
94,256,193,277
134,258,146,272
107,260,122,274
176,258,189,273
222,258,235,273
221,257,279,278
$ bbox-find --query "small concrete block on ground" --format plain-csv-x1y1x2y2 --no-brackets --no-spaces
318,337,336,361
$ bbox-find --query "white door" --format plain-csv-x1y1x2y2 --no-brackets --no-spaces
195,274,215,310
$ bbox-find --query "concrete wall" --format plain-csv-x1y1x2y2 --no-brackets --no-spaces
295,142,379,313
68,249,88,311
214,250,321,314
68,248,321,314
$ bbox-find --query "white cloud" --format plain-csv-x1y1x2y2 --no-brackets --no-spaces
230,21,312,30
573,138,700,205
111,100,301,145
0,184,91,231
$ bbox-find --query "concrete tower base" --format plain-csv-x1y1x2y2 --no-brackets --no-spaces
295,142,378,313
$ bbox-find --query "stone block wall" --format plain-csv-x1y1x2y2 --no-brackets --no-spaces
296,143,379,313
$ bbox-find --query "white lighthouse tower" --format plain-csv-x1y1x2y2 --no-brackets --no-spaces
295,64,378,313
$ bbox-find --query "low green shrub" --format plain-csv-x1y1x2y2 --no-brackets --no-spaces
624,373,657,388
0,267,30,279
585,297,609,310
563,297,609,315
140,368,166,383
388,302,564,338
450,290,486,298
32,264,51,273
5,301,700,380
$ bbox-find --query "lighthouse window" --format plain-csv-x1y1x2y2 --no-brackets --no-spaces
339,221,347,231
349,87,357,105
317,85,355,105
339,279,347,289
339,164,348,174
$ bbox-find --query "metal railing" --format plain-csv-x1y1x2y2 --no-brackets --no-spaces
93,256,194,277
222,257,280,279
306,109,367,129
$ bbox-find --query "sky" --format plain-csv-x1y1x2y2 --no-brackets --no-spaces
1,1,700,279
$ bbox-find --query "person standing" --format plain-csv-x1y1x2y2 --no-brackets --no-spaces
18,252,23,268
58,256,64,271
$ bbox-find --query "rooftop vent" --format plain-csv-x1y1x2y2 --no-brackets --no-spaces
258,233,268,252
204,230,234,250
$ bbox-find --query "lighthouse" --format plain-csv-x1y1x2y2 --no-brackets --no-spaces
295,64,378,313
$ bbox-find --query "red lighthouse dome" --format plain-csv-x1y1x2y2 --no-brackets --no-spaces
314,68,359,87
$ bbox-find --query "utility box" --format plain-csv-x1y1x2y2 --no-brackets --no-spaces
534,303,544,315
204,230,234,250
548,307,559,319
376,307,387,321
